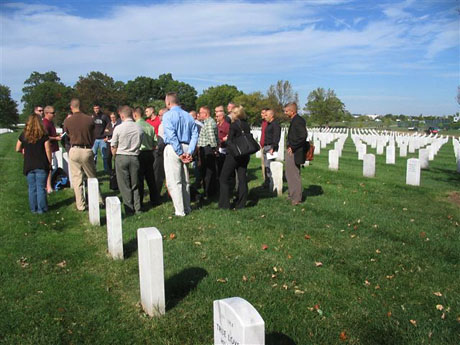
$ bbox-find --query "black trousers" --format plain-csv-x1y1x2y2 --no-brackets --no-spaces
199,146,218,197
138,150,159,206
153,149,165,196
218,154,250,209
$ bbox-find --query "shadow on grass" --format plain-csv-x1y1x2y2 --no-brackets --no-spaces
49,196,75,210
304,185,324,198
428,167,460,185
247,185,276,207
247,167,259,182
266,332,297,345
165,267,208,311
124,237,138,259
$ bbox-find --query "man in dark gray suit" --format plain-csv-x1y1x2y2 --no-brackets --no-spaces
284,102,307,205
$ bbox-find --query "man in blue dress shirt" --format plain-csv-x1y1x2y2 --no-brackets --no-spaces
162,92,199,216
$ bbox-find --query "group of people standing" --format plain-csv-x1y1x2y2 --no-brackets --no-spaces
17,93,308,216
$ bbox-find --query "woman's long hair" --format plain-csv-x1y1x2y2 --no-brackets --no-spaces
24,114,47,144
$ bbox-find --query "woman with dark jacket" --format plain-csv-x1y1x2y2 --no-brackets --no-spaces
218,106,251,209
16,114,52,213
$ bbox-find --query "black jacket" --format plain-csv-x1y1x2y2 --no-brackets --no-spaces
264,120,281,151
287,115,308,165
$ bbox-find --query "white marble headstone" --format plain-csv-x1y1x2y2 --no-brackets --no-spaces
137,227,165,317
386,145,395,164
363,154,375,178
328,150,339,170
106,196,123,260
400,145,407,157
358,144,366,160
418,148,429,169
406,158,421,186
88,178,100,226
214,297,265,345
270,161,283,196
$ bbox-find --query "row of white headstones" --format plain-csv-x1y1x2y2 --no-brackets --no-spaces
81,181,266,344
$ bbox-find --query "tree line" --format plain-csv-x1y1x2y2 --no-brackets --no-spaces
1,70,351,128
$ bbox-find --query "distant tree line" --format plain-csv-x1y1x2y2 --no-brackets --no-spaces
2,70,457,129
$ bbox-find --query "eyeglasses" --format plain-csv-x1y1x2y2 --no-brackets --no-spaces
46,112,55,114
37,109,44,112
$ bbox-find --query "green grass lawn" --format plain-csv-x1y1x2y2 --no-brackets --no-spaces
1,131,459,345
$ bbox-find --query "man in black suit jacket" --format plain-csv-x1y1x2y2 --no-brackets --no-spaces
285,102,307,205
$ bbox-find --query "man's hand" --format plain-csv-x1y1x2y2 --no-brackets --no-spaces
269,148,274,154
287,147,293,155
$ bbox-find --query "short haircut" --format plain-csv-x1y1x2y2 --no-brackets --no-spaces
215,105,224,112
146,106,155,112
70,98,80,109
166,92,179,105
262,107,269,111
284,102,297,112
134,107,143,116
93,103,101,107
119,105,133,119
231,105,247,121
34,105,43,110
200,106,210,115
44,105,54,113
228,102,236,106
265,109,275,117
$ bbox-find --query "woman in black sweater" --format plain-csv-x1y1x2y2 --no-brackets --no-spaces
218,106,251,209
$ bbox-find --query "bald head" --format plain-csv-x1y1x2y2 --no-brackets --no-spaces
70,98,80,112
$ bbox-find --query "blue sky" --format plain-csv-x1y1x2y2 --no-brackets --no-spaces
1,0,458,116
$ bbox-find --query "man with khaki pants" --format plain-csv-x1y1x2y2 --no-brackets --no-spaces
64,98,98,211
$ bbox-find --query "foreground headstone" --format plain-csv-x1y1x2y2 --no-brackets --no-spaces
56,149,63,169
328,150,339,170
106,197,123,260
88,178,100,226
137,227,165,317
214,297,265,345
363,154,375,178
406,158,421,186
270,161,283,196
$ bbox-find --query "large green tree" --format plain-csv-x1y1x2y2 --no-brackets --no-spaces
124,76,160,107
155,73,197,111
21,71,73,125
196,84,242,113
233,92,281,125
304,88,345,125
74,71,126,113
267,80,298,107
0,85,19,128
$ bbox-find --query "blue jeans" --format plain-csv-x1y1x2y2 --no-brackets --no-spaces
26,169,48,213
92,139,109,173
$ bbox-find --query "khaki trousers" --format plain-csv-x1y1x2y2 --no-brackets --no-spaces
69,147,97,211
163,144,191,216
285,150,302,203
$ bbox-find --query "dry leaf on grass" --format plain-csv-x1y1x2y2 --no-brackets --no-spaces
56,260,67,268
339,331,347,341
315,261,323,267
261,244,268,250
169,233,176,240
436,304,444,311
304,234,311,240
217,278,227,283
410,319,417,327
433,292,442,297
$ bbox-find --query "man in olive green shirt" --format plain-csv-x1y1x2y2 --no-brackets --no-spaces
133,107,159,207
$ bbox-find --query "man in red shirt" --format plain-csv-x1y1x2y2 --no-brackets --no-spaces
43,105,61,193
146,106,160,135
259,108,268,181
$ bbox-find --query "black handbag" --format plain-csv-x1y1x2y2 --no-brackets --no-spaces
227,121,260,157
